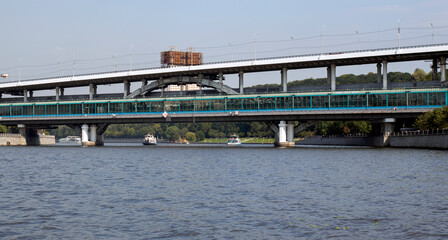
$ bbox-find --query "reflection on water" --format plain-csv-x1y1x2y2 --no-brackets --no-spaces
1,144,447,239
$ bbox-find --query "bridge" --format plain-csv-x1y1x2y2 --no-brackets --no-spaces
0,44,447,147
0,43,447,101
0,87,446,146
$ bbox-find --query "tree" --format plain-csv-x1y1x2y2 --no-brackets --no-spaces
414,106,448,130
0,125,7,133
166,126,180,141
185,132,197,142
412,68,427,82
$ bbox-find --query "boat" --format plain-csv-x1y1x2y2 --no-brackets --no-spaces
58,136,81,144
227,134,242,145
142,134,157,145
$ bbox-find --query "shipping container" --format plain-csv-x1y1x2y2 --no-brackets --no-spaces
161,48,203,67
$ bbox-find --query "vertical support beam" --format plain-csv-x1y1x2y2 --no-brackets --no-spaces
382,60,388,90
90,124,97,143
142,79,147,87
281,67,288,92
239,71,244,94
432,59,438,81
441,56,446,82
330,64,336,91
89,83,95,100
377,63,382,83
23,89,28,102
29,91,33,98
278,121,287,144
55,87,60,101
287,121,294,142
326,67,331,85
219,71,223,85
81,124,89,143
124,80,130,98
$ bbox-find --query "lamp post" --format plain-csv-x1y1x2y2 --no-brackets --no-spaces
431,23,434,44
397,18,401,50
321,25,326,55
356,30,360,51
254,32,258,61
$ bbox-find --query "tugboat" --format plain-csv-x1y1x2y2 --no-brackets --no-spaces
227,134,242,145
142,134,157,145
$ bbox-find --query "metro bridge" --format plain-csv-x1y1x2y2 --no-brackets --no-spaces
0,43,447,146
0,87,446,147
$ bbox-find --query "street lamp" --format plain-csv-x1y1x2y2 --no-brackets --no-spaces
397,18,401,49
356,30,360,51
254,32,258,61
431,23,434,44
321,25,326,55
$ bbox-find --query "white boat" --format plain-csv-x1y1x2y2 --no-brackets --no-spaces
227,134,242,145
58,136,81,143
142,134,157,145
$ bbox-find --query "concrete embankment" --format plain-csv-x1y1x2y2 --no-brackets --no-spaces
297,134,448,150
0,133,55,146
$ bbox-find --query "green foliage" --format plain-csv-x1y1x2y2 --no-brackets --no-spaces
185,132,197,142
0,125,7,133
315,121,371,135
412,68,427,82
414,106,448,130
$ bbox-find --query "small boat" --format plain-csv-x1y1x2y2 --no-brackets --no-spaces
58,136,81,144
227,134,242,145
142,134,157,145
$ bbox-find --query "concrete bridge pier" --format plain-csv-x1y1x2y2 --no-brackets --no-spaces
281,68,288,92
16,124,55,146
372,118,395,147
239,71,244,94
89,84,97,100
382,60,388,90
270,121,295,147
441,56,446,82
81,124,95,146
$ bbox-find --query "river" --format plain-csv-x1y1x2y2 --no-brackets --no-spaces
0,144,447,239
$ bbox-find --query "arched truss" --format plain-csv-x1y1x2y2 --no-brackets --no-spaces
126,76,238,99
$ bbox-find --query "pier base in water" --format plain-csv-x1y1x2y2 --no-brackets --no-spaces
274,141,295,148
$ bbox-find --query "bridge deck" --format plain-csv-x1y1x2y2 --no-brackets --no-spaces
0,43,447,93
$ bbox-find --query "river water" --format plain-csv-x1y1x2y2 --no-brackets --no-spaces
0,144,447,239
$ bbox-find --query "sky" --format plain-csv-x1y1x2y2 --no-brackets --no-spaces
1,0,448,95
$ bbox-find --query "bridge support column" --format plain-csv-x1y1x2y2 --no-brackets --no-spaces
377,63,382,83
219,71,223,85
382,60,388,90
96,134,104,146
89,84,96,100
90,124,97,143
372,118,395,147
281,68,288,92
219,71,224,95
124,80,130,98
29,91,33,98
142,79,147,87
287,121,295,146
327,67,331,85
330,64,336,91
432,59,439,81
55,87,60,101
239,71,244,94
441,56,446,82
81,124,95,146
23,89,28,102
